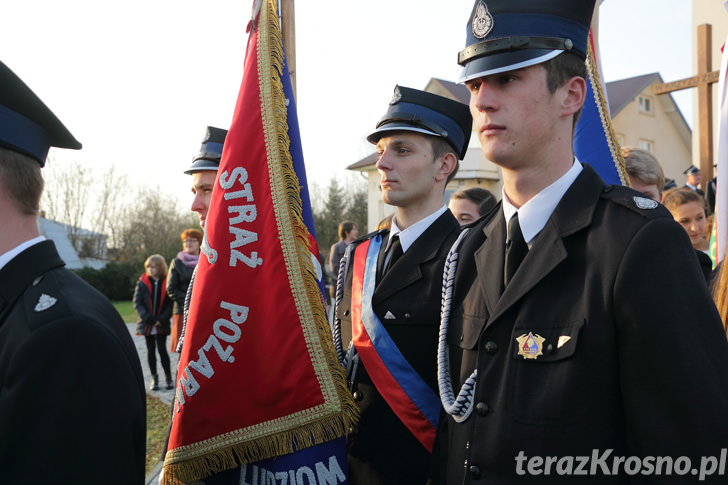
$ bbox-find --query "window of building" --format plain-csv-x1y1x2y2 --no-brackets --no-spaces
638,139,653,152
638,95,653,114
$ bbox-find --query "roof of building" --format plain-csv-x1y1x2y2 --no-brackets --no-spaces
39,217,84,269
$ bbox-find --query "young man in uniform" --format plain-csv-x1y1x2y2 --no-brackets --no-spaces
187,125,227,229
334,86,471,484
0,60,146,483
438,1,728,483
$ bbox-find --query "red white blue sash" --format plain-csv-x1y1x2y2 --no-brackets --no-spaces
350,235,440,452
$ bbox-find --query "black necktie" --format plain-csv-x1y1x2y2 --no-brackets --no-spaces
383,235,403,275
504,213,528,286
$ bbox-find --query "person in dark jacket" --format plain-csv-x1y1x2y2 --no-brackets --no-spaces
0,59,145,483
437,1,728,483
334,86,471,484
134,254,173,390
166,228,202,352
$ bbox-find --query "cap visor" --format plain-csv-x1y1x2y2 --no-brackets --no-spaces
458,49,562,83
367,123,441,144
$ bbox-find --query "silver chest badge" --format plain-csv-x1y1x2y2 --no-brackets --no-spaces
34,293,57,312
633,196,658,210
472,1,494,40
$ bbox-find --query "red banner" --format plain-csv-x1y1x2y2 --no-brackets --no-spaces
163,1,356,481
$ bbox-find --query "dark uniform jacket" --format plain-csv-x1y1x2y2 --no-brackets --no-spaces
0,241,146,484
336,210,460,484
440,165,728,484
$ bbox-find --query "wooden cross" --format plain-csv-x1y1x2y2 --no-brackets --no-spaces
653,23,719,183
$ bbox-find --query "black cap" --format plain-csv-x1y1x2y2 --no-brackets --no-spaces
0,61,81,166
458,0,595,83
367,85,472,160
663,178,677,191
184,126,227,174
683,165,700,176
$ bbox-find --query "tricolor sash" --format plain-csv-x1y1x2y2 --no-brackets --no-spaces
350,235,440,452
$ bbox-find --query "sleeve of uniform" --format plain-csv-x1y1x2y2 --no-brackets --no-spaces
0,317,146,483
613,216,728,459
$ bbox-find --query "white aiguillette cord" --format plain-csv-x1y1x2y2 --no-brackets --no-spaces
438,228,478,423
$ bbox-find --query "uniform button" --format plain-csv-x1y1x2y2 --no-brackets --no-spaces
344,309,350,316
484,341,498,354
476,402,489,416
404,312,412,319
353,391,364,401
469,465,482,479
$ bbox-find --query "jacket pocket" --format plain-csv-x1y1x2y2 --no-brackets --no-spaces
509,319,585,425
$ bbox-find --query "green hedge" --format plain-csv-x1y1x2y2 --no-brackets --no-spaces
73,261,140,301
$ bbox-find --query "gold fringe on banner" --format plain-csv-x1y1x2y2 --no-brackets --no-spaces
586,39,629,186
163,0,357,481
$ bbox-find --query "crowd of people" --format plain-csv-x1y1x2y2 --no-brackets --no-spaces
5,0,728,482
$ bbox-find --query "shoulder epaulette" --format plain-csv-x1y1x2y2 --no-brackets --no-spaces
600,185,670,219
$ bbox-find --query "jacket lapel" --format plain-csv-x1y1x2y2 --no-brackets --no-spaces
486,165,605,326
473,212,506,316
373,211,458,304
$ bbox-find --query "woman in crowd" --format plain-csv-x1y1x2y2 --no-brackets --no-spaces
166,228,202,352
134,254,173,390
663,188,712,281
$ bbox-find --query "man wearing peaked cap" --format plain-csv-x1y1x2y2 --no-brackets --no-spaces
683,164,705,197
334,85,471,483
0,61,146,482
187,125,227,229
438,1,728,483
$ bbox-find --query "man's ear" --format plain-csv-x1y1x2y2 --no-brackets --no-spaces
561,75,587,117
435,152,458,182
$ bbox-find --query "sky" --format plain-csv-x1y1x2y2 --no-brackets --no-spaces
0,0,698,211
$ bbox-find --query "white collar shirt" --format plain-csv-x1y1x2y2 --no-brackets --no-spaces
387,205,448,254
502,160,583,246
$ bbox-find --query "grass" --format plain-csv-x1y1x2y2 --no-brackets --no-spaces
147,394,172,475
113,300,137,323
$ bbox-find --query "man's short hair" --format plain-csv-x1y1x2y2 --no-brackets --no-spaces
542,51,588,126
430,135,460,184
622,147,666,192
451,187,497,216
0,146,44,216
338,221,358,240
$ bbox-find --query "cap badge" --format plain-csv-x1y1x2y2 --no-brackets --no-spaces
34,293,57,312
633,196,658,210
389,89,402,105
472,1,494,40
516,332,545,360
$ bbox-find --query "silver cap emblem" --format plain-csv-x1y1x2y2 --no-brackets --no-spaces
472,1,494,40
34,293,57,312
634,196,658,210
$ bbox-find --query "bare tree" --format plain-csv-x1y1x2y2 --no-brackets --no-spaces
93,165,128,252
41,158,92,250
